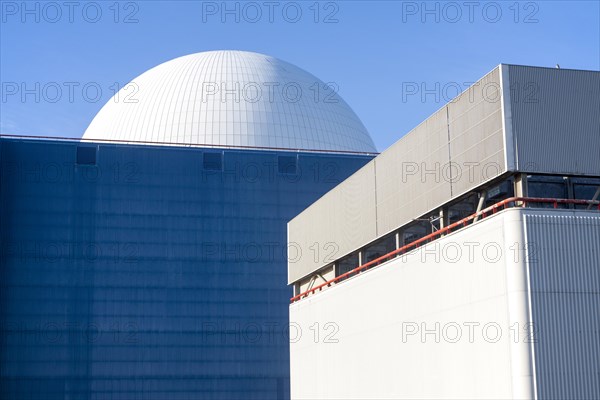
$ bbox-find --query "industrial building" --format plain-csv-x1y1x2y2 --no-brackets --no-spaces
288,65,600,399
0,51,377,399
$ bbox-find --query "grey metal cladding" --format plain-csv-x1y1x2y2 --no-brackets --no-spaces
288,65,600,283
508,65,600,175
288,161,377,284
524,212,600,399
375,107,451,235
289,67,506,281
448,67,505,196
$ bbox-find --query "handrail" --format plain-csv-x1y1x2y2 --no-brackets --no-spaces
0,134,379,156
290,197,600,303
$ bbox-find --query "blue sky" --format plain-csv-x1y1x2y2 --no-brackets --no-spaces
1,0,599,151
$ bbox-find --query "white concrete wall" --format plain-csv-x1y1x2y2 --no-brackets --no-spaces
290,209,536,399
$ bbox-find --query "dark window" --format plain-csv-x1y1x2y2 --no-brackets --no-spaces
402,221,429,246
203,152,223,171
76,146,97,165
448,195,478,224
363,234,396,264
573,181,600,209
335,254,359,278
527,175,568,208
485,180,514,207
574,184,599,200
278,155,298,175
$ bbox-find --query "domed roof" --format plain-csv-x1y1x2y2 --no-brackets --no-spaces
83,50,376,153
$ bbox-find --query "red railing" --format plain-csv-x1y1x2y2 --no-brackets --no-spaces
290,197,600,303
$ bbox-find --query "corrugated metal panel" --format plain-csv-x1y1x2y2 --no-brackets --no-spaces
375,107,451,235
449,67,505,197
508,66,600,175
288,162,377,283
0,138,371,400
524,212,600,400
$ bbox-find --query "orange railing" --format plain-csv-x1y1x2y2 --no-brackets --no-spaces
290,197,600,303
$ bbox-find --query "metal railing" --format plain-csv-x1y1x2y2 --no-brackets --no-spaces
290,197,600,303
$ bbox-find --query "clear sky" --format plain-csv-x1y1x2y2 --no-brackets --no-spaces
1,0,599,151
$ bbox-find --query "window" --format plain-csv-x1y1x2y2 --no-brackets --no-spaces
527,175,568,208
448,194,478,224
485,179,514,207
335,254,359,278
277,155,298,175
363,234,396,264
76,146,97,165
572,178,600,209
401,221,429,246
203,152,223,171
574,184,599,199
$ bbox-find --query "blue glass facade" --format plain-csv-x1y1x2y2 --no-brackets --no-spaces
0,138,372,400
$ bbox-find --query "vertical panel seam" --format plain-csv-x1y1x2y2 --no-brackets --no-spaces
446,105,453,198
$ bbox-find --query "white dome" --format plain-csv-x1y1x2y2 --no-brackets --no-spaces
83,50,376,153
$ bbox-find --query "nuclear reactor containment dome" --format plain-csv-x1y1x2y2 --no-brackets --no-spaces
83,50,376,153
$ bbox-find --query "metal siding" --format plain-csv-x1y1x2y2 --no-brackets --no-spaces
289,67,507,280
375,107,451,235
0,138,371,400
508,66,600,175
449,67,506,196
500,65,516,171
524,212,600,400
288,161,377,283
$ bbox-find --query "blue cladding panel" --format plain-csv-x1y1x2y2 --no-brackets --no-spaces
0,138,372,400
